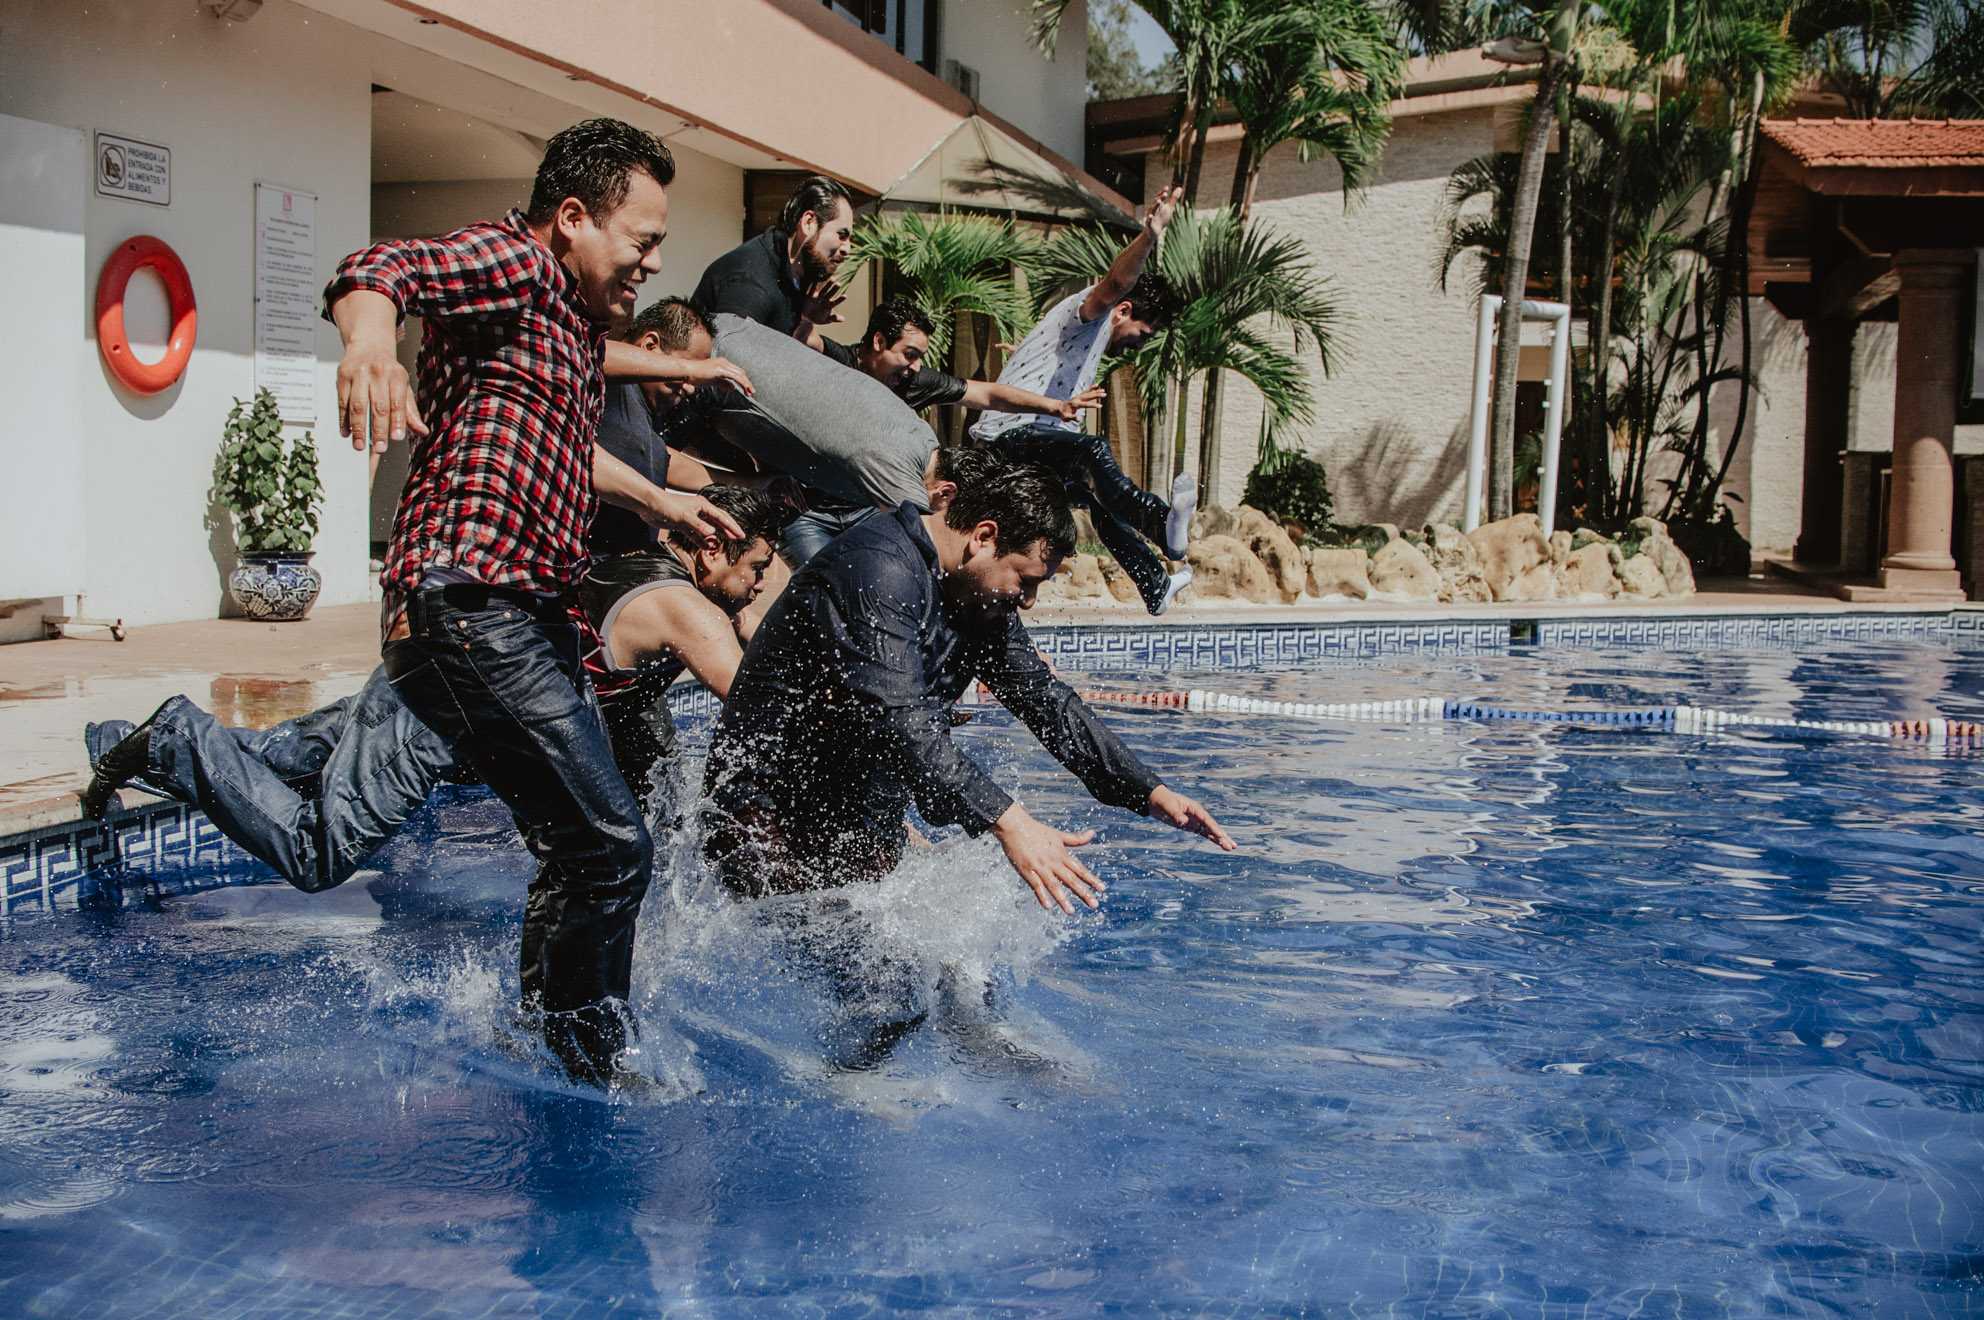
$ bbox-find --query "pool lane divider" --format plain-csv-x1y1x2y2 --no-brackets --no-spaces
1057,687,1983,748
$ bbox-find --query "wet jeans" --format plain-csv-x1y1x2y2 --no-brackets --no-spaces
382,584,653,1083
779,499,879,570
144,667,456,893
985,424,1172,611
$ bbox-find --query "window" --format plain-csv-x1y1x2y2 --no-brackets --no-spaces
825,0,938,73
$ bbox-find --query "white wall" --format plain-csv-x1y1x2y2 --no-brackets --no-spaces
938,0,1087,163
0,0,374,628
1712,300,1807,553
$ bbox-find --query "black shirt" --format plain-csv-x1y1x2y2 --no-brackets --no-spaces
693,226,857,367
589,382,679,557
705,504,1161,851
896,364,970,412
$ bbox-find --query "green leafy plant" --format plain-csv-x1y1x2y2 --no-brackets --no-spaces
1241,451,1334,533
214,388,322,554
840,211,1041,362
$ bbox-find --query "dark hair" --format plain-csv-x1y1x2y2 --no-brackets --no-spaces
778,175,852,234
526,118,676,226
666,485,785,562
940,449,1077,560
1123,268,1181,327
628,297,713,352
863,297,935,350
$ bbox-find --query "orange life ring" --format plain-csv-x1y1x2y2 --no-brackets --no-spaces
96,235,197,394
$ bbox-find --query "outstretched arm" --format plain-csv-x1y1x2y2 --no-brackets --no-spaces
603,339,754,395
959,379,1106,422
592,445,745,542
1079,184,1181,323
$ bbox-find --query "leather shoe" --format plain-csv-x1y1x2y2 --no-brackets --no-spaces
80,719,154,821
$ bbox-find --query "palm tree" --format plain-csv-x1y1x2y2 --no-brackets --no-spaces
1035,206,1343,495
1792,0,1984,118
838,211,1041,363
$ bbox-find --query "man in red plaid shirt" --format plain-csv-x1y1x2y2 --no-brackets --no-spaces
325,119,745,1087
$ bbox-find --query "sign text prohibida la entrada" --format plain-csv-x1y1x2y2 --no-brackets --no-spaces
95,132,170,206
254,183,318,425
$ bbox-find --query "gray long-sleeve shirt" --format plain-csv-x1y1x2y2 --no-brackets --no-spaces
704,504,1161,851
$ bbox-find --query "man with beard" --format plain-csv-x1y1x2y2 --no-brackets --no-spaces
693,175,857,366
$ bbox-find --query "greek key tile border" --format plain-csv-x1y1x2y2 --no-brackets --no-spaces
1534,610,1981,652
0,802,253,918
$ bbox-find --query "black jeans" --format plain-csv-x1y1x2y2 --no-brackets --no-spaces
987,424,1172,612
382,585,652,1082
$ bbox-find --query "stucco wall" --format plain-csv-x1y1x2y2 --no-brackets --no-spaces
937,0,1087,164
0,0,374,628
1160,109,1493,525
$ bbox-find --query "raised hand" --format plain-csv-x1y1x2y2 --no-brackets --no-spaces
797,280,846,327
991,802,1106,914
1144,185,1183,240
1148,785,1235,851
1053,385,1107,421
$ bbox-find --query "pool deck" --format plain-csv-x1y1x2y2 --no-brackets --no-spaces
0,571,1966,839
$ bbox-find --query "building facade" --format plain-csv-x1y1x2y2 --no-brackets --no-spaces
0,0,1101,636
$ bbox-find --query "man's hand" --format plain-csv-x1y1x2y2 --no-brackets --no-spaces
991,803,1105,915
331,289,427,453
1148,785,1235,851
1050,385,1107,422
677,354,754,397
644,488,746,542
1144,184,1182,241
796,280,846,328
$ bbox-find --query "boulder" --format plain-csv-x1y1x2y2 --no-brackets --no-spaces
1305,547,1371,600
1071,507,1098,549
1236,510,1306,602
1185,534,1275,604
1548,530,1572,563
1466,513,1557,602
1554,542,1619,598
1097,556,1142,604
1368,536,1440,600
1628,516,1696,597
1190,503,1238,541
1061,551,1110,600
1422,522,1491,603
1615,552,1666,598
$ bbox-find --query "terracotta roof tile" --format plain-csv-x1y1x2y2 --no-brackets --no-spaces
1761,117,1984,169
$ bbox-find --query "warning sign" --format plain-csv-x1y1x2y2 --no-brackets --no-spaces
95,132,170,207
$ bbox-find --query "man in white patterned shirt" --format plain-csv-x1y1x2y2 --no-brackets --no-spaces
970,185,1195,614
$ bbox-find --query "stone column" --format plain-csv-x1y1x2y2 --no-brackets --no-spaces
1794,318,1853,564
1877,250,1972,597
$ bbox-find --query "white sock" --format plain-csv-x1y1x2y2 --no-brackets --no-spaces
1154,565,1193,616
1165,473,1197,559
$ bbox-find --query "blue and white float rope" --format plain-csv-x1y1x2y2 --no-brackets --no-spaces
1060,687,1982,747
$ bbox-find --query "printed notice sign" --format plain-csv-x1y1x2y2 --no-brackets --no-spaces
254,183,318,424
95,132,170,206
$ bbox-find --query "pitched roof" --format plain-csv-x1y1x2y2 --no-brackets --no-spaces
1760,118,1984,170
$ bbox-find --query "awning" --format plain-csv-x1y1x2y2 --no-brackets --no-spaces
876,115,1134,228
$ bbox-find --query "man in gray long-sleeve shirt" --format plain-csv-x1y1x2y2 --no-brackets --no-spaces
703,451,1233,915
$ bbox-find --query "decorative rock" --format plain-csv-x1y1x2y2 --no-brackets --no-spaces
1548,530,1572,563
1466,513,1557,602
1368,537,1440,600
1628,516,1695,596
1305,547,1371,600
1060,551,1110,599
1098,556,1142,604
1071,507,1099,548
1190,503,1237,540
1236,512,1305,603
1185,534,1275,603
1554,542,1619,598
1422,523,1491,603
1615,552,1666,598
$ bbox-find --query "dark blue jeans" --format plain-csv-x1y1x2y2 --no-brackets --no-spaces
144,667,456,893
779,499,879,570
383,585,652,1082
986,425,1171,612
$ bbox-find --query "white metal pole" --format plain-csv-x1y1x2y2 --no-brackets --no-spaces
1538,302,1570,537
1463,294,1501,532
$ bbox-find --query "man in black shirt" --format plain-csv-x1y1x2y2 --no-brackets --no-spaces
704,449,1233,914
592,297,730,556
692,175,858,367
856,297,1104,420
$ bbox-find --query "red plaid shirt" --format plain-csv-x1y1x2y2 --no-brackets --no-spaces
325,209,606,596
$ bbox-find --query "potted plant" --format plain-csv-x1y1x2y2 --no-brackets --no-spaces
215,387,325,621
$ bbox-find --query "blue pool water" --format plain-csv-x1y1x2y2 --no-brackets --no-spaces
3,638,1983,1318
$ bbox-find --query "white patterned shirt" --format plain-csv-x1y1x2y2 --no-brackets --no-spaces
969,289,1111,441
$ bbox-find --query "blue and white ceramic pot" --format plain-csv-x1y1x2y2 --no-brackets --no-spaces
228,551,322,622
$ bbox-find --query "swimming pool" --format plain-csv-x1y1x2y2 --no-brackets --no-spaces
2,637,1981,1318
